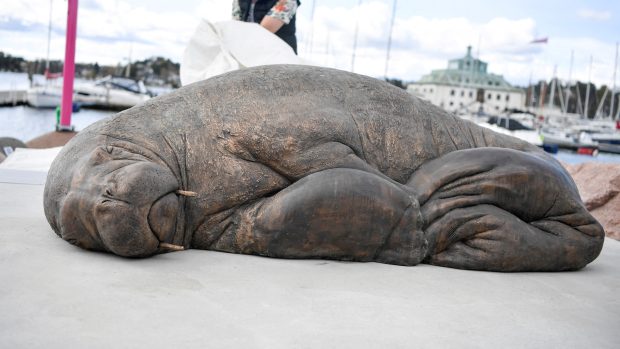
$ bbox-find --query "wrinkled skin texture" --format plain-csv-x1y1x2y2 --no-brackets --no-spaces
44,65,604,271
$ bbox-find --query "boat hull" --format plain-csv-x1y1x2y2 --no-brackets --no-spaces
26,86,62,109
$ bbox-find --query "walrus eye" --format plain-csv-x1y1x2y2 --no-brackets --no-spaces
105,145,114,154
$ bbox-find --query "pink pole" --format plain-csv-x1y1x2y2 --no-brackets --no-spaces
59,0,78,129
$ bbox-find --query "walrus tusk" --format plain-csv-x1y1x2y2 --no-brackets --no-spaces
159,243,185,251
176,190,197,197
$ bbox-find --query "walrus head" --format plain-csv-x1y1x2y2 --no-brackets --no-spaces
44,134,188,257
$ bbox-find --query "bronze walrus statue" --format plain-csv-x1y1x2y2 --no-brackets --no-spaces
44,65,604,272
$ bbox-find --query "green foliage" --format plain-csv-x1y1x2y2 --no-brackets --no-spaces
0,51,27,72
0,51,181,87
384,78,406,89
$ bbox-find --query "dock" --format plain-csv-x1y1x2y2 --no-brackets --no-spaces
0,89,27,106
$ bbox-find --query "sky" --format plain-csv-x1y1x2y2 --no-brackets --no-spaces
0,0,618,87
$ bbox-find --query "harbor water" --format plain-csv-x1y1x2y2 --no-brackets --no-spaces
0,105,113,142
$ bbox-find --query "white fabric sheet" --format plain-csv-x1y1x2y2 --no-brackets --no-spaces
181,20,308,86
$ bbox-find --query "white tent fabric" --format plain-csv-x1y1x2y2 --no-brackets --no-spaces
181,20,308,86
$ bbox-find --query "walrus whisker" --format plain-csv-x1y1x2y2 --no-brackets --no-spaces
176,190,197,197
159,243,185,251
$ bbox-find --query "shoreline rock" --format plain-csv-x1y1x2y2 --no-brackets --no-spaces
564,162,620,241
26,131,77,149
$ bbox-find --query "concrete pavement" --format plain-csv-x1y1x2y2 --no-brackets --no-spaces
1,171,619,348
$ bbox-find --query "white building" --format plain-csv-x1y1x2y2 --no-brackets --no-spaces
408,47,525,115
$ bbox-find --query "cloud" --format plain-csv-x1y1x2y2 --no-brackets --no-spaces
545,37,618,85
0,1,53,25
296,1,549,83
293,0,619,88
0,0,616,89
0,0,205,64
0,18,44,32
577,9,612,21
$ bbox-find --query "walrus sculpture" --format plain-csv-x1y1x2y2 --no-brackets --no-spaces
44,65,604,272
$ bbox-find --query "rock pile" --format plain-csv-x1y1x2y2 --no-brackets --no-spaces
565,162,620,240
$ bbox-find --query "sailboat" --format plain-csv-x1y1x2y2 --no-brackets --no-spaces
26,0,68,109
26,85,63,108
26,0,151,110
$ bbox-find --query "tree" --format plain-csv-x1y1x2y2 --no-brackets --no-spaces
384,78,406,89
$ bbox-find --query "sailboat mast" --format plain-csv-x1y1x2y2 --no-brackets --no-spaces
350,0,363,73
548,65,556,111
564,50,574,114
305,0,317,57
325,31,331,66
383,0,397,79
527,71,533,111
584,55,592,118
575,82,583,115
125,42,133,78
556,74,566,113
539,80,546,111
610,42,618,120
45,0,53,75
594,88,608,118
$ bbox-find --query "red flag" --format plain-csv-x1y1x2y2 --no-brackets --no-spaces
529,37,548,44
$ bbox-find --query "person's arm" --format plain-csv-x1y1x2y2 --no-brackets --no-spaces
260,0,298,33
260,16,285,33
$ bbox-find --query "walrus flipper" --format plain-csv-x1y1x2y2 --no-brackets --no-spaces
407,148,605,272
212,168,427,265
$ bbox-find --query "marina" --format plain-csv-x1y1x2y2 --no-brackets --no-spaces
408,47,620,157
0,72,169,143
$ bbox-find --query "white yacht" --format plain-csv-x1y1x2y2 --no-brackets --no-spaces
74,76,152,110
26,84,64,108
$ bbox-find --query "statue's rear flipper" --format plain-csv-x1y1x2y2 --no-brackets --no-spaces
407,148,604,272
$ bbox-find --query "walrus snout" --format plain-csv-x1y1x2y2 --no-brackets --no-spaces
148,192,179,245
52,145,185,258
94,203,160,257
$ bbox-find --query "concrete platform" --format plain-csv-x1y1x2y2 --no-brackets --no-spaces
1,173,619,348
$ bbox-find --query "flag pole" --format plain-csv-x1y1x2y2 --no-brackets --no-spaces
58,0,78,131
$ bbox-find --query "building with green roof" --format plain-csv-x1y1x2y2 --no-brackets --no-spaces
407,46,525,115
